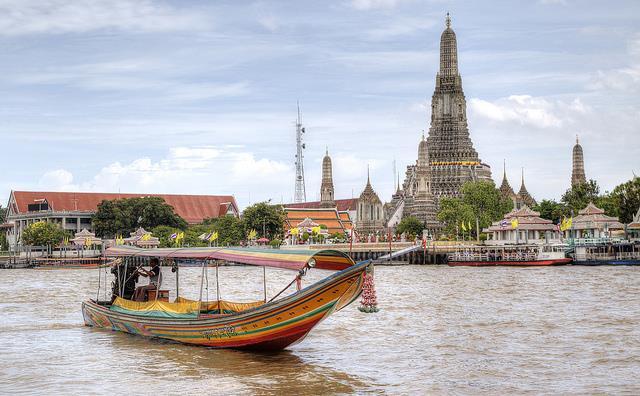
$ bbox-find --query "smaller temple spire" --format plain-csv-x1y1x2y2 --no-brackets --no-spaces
503,159,507,179
367,164,370,185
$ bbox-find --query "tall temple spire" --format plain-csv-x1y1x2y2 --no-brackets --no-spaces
571,134,586,187
439,12,459,78
425,12,492,199
319,149,335,208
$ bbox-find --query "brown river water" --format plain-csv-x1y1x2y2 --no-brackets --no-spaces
1,265,639,395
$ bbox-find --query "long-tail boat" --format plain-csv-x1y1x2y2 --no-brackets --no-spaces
82,246,369,351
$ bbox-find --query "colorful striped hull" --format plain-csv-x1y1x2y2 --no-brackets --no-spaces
82,261,368,351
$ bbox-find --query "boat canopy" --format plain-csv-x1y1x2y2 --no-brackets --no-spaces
104,246,355,271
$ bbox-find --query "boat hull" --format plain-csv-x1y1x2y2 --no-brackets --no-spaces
448,258,572,267
571,259,640,266
82,261,367,351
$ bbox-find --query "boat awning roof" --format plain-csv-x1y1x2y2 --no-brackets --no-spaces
104,246,355,271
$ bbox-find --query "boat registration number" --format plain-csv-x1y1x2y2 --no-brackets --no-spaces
202,326,237,340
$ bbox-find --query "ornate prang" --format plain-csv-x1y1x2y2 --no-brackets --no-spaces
385,13,492,234
571,135,586,187
426,13,492,200
320,148,336,208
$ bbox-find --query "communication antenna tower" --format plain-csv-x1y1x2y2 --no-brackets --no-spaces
294,102,307,203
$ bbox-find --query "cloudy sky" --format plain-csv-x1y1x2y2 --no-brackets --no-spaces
0,0,638,210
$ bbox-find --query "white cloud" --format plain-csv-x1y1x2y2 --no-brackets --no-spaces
469,95,590,129
350,0,412,10
0,0,209,36
588,34,640,92
39,169,77,191
36,146,293,209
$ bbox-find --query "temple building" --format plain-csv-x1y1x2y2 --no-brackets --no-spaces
424,13,492,199
498,164,536,209
319,149,336,208
285,149,356,231
498,160,517,206
356,168,385,235
563,202,624,239
386,14,491,235
485,206,561,245
3,191,239,249
628,207,640,242
515,169,537,209
386,135,440,234
571,135,587,187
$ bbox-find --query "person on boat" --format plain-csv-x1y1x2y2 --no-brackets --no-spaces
133,258,162,301
110,259,139,301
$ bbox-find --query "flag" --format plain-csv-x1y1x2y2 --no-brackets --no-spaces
141,233,151,241
198,233,207,240
248,229,257,240
500,220,507,228
209,231,218,242
468,220,472,231
170,233,178,240
84,237,91,247
311,226,321,235
290,227,299,236
461,221,467,232
511,218,519,229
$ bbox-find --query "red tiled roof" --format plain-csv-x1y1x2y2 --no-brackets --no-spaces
9,191,238,224
283,207,348,234
285,198,358,212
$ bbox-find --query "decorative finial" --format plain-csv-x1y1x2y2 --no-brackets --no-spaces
421,130,425,141
367,164,371,184
576,134,579,144
503,159,507,178
326,146,328,156
521,167,525,186
446,12,451,28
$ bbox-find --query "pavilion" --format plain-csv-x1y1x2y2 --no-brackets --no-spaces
485,206,561,245
563,202,624,240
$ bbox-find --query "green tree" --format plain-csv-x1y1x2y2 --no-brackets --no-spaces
151,225,182,247
0,204,6,220
460,181,512,232
396,216,424,238
93,197,187,238
533,199,568,222
561,179,600,216
241,202,285,239
437,181,513,237
204,215,246,246
21,221,66,246
436,198,475,235
0,231,7,251
602,177,640,223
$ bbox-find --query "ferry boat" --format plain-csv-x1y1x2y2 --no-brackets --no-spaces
82,246,369,351
447,244,571,267
571,239,640,266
